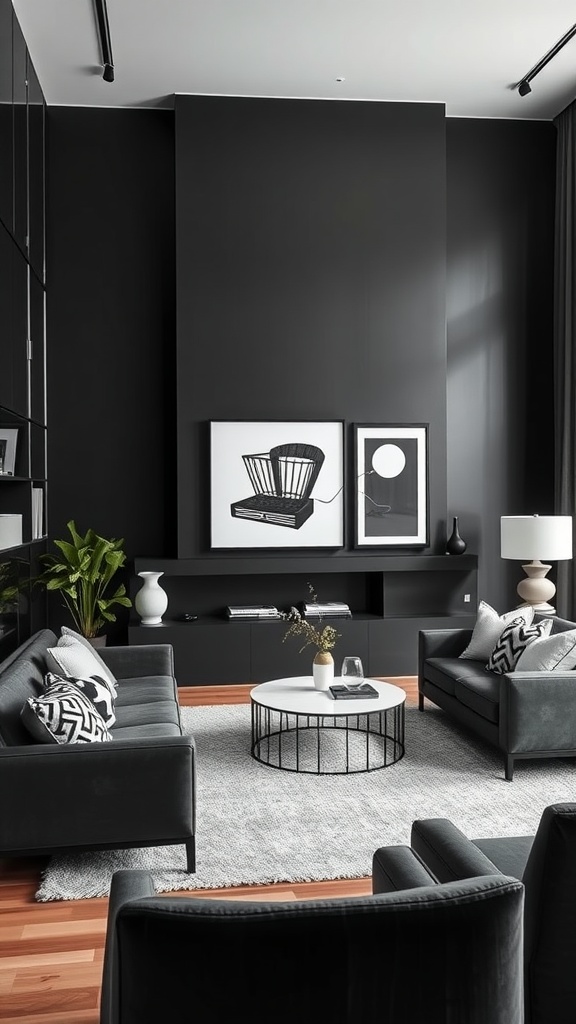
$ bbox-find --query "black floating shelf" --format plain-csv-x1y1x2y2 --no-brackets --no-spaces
134,554,478,577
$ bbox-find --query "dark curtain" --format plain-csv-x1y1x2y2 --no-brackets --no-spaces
554,101,576,619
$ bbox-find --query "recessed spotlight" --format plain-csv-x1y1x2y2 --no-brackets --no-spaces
335,77,345,83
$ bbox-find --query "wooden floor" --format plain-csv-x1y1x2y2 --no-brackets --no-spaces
0,677,417,1024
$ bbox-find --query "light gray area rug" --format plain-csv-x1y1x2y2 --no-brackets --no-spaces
37,703,576,901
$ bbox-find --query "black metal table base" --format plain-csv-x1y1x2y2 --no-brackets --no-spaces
251,702,405,774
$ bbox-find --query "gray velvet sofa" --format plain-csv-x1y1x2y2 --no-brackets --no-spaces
373,803,576,1024
0,629,196,870
99,867,524,1024
419,614,576,780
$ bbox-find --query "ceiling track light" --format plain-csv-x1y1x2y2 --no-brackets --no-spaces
517,22,576,97
94,0,114,83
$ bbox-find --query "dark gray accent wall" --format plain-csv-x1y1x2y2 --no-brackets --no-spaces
446,118,556,610
43,101,557,640
46,107,175,638
175,96,448,557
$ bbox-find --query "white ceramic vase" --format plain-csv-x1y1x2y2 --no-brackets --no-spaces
312,651,334,691
135,571,168,625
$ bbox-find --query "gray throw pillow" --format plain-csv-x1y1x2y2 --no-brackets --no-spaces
515,628,576,671
459,600,534,661
47,628,117,694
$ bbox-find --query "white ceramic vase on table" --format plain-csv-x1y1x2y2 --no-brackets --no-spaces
135,571,168,625
312,651,334,690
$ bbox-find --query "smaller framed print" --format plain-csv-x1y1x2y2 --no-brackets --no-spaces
210,420,344,549
354,424,428,547
0,428,18,477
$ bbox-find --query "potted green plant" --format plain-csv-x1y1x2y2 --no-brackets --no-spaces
35,520,132,641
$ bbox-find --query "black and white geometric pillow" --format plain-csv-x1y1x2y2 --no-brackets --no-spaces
21,680,112,744
43,671,116,727
487,617,553,675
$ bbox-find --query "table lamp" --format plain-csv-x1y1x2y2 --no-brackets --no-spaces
500,514,573,613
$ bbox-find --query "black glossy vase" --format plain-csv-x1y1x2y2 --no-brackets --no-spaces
446,516,467,556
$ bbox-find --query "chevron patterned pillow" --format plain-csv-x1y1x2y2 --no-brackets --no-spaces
43,671,116,727
486,617,553,675
21,680,113,744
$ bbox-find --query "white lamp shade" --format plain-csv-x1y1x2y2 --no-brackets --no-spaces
501,515,573,561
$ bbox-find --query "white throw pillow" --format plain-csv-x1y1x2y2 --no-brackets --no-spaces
47,632,117,693
58,627,117,692
515,628,576,672
460,600,534,661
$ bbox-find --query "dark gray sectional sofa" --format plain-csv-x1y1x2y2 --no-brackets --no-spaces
419,614,576,780
0,629,196,869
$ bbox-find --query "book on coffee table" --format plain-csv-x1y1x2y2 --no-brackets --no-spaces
329,683,379,700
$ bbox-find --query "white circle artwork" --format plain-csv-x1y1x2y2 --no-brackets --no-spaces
371,443,406,478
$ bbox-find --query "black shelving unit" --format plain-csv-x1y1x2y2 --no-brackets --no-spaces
0,0,47,659
128,554,478,684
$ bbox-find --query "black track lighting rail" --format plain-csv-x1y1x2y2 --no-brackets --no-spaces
94,0,114,83
517,22,576,97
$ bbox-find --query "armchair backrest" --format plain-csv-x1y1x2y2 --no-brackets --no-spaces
522,803,576,1024
101,871,524,1024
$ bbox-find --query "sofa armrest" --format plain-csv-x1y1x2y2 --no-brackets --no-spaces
101,871,156,1024
419,628,473,664
499,671,576,754
411,818,500,883
372,845,438,893
0,737,195,854
99,644,175,680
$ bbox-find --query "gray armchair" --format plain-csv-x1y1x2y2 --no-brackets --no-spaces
99,867,524,1024
374,803,576,1024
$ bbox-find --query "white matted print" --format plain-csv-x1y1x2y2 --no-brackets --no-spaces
210,421,344,549
355,424,427,547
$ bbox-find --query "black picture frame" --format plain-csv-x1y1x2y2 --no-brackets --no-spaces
354,423,428,547
209,420,345,550
0,428,18,477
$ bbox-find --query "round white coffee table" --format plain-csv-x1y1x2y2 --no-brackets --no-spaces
250,676,405,774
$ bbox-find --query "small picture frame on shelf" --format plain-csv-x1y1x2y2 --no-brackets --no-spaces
0,429,18,477
354,423,428,547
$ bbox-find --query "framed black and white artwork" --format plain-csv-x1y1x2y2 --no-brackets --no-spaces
210,421,344,549
0,428,18,477
354,424,428,547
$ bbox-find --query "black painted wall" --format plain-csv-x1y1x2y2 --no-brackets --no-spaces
175,96,448,557
446,118,556,611
44,100,557,637
46,108,175,637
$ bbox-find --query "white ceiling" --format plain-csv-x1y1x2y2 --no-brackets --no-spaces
12,0,576,119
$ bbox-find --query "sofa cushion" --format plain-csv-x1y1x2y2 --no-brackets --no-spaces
424,657,488,698
112,700,182,731
47,631,118,693
114,676,178,707
515,628,576,672
487,617,552,674
454,670,501,724
460,601,534,661
44,671,116,727
21,680,113,744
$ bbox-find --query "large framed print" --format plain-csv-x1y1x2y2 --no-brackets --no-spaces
210,421,344,549
354,424,428,547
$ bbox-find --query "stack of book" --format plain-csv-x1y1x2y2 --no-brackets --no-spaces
302,601,351,619
330,682,379,700
226,605,281,621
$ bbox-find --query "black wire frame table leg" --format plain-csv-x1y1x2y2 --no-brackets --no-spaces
250,699,405,775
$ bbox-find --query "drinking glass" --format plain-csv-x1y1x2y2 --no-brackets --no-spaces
341,656,364,690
